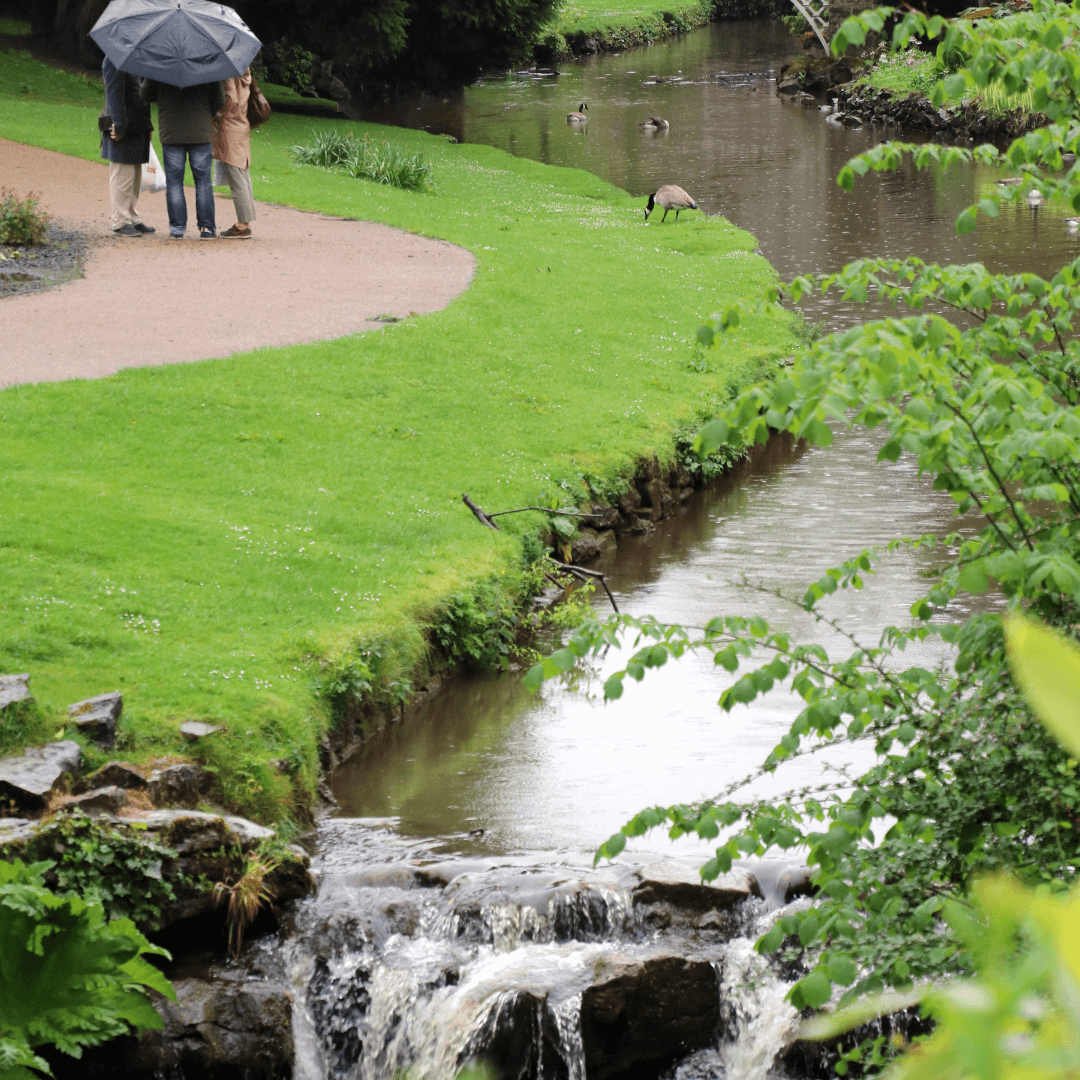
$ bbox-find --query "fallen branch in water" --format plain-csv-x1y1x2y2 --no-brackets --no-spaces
462,495,619,611
551,560,619,613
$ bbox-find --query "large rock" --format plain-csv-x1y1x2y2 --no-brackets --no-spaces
580,953,722,1080
570,527,617,565
63,785,128,817
67,692,122,749
179,720,223,740
458,990,574,1080
134,975,293,1076
0,740,81,815
147,763,204,809
633,861,759,913
139,810,314,930
73,760,147,794
0,673,32,711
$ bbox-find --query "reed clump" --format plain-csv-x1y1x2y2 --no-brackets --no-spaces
291,128,434,191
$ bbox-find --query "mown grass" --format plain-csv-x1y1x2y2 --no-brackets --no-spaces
0,18,31,36
544,0,716,52
0,47,794,823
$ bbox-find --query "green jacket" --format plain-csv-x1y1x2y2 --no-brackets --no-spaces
142,80,226,146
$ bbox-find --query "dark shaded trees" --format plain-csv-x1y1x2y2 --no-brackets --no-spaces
241,0,558,87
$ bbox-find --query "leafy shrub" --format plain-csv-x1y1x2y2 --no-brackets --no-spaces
528,0,1080,1038
25,813,179,924
291,129,434,191
0,189,49,245
261,40,318,94
0,859,175,1075
431,577,523,672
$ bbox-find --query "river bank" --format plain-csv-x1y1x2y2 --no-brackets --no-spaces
776,51,1045,142
0,48,796,827
535,0,787,62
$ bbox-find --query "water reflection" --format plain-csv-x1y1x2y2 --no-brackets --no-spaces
330,426,995,856
360,20,1079,332
331,20,1029,858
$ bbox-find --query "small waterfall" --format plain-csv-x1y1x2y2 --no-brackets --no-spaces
289,825,809,1080
717,933,800,1080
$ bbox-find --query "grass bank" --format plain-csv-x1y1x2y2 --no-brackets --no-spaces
537,0,719,60
0,49,795,825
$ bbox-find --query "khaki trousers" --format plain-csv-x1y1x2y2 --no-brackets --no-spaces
109,162,143,230
219,162,256,224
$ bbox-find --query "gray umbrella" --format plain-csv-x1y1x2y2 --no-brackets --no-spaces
90,0,261,88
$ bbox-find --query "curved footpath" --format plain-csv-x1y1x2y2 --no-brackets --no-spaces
0,138,474,386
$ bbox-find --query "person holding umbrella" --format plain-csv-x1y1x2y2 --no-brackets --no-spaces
100,55,155,236
90,0,262,240
141,76,226,239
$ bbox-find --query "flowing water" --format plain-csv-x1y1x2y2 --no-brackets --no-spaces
288,20,1070,1079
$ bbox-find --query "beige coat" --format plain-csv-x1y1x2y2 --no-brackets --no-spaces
212,70,252,169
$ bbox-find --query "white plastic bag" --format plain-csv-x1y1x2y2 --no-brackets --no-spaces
141,144,166,193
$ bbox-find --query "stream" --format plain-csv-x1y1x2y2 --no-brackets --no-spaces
287,20,1061,1080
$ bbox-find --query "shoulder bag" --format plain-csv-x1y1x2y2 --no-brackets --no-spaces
247,77,271,129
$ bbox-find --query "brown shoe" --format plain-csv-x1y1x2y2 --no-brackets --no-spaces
220,225,252,239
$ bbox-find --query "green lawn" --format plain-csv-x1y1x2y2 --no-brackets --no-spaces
0,49,793,824
550,0,716,45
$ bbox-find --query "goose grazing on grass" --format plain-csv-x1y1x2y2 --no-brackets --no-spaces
644,184,697,223
640,116,669,130
566,103,589,123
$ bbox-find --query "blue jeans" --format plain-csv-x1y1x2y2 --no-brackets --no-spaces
162,143,215,236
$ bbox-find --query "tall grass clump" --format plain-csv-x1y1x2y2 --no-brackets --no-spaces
291,129,434,191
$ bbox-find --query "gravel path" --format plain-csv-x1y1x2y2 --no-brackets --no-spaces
0,139,474,387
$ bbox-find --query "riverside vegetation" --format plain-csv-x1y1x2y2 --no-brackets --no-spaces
525,0,1080,1071
0,48,794,825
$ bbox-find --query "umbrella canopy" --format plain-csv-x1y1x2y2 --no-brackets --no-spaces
90,0,261,89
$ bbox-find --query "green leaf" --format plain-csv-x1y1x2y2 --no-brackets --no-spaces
694,418,730,457
601,832,626,859
522,663,544,691
798,988,925,1040
757,924,785,954
958,561,989,594
944,72,966,100
602,674,624,701
827,955,858,986
956,207,978,235
1005,614,1080,758
793,969,833,1009
549,648,576,673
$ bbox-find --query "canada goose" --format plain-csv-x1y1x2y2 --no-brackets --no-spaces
1027,188,1045,207
640,116,669,130
566,103,589,123
644,185,698,223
